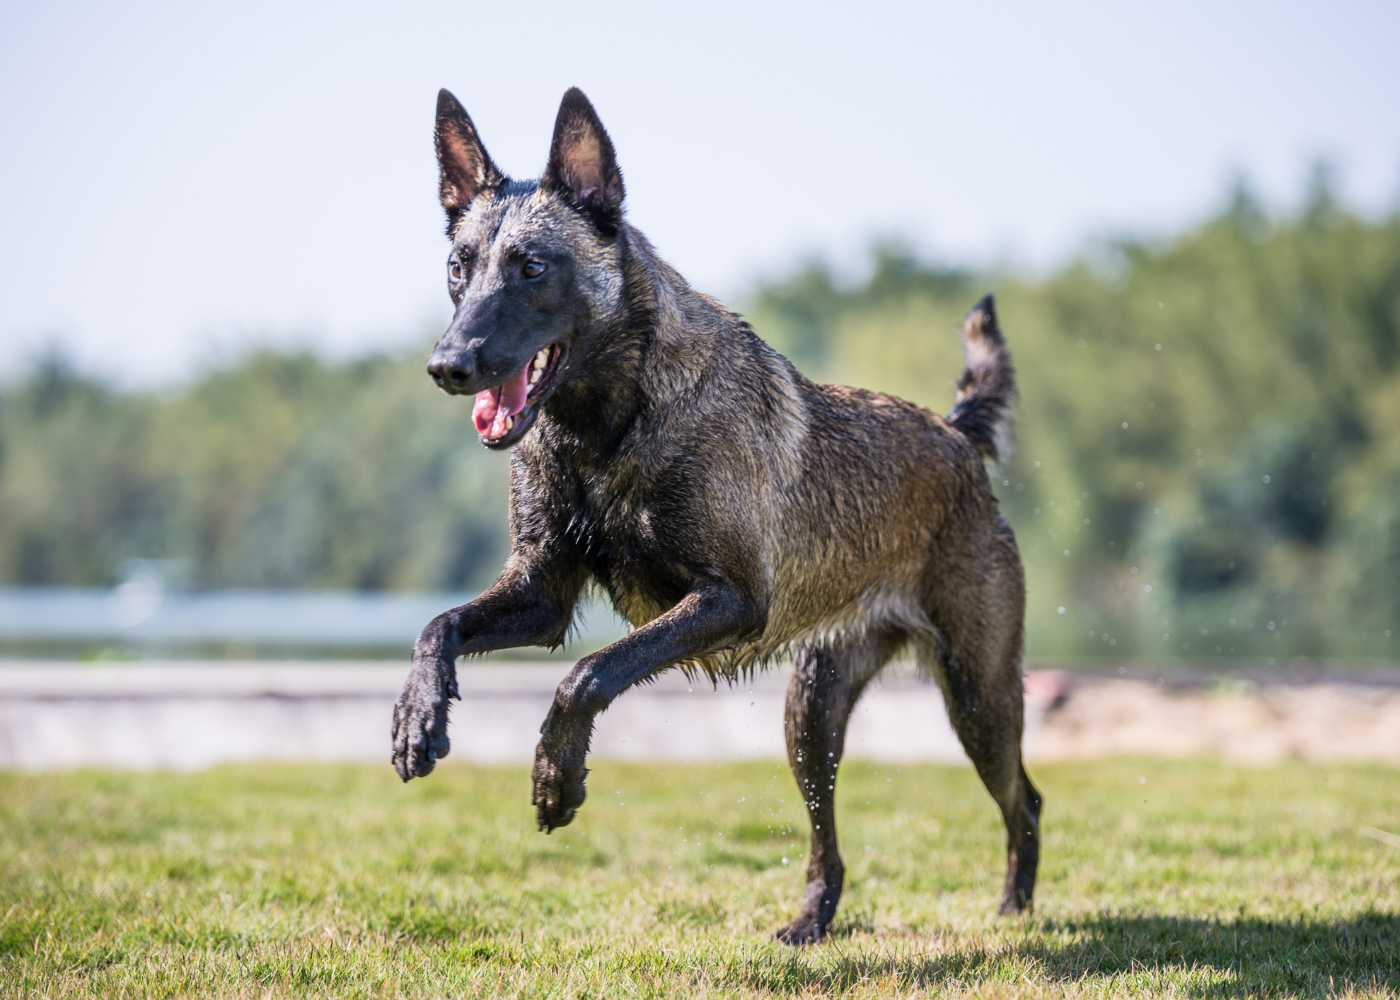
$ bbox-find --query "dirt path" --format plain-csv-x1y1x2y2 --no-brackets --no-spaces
1028,673,1400,763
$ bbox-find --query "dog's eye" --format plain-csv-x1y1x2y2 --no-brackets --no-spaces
449,261,463,281
522,260,546,279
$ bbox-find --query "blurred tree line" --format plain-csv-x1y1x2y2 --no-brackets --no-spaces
2,182,1397,660
0,351,511,594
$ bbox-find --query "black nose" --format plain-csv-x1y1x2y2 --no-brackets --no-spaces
427,358,471,390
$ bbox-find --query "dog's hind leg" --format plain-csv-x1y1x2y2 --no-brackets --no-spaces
942,685,1041,915
775,630,900,945
922,561,1041,914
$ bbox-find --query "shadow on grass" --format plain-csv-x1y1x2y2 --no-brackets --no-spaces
741,913,1400,997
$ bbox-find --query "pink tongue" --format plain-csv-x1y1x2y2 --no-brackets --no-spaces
472,361,532,437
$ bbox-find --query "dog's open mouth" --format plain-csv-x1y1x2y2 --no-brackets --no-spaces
472,344,564,446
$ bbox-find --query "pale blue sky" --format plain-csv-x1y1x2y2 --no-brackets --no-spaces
1,0,1397,383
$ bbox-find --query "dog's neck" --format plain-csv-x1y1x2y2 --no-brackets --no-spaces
538,223,730,463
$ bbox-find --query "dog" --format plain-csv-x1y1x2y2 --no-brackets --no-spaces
392,87,1041,943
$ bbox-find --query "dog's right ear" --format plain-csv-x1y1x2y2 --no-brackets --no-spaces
435,89,502,228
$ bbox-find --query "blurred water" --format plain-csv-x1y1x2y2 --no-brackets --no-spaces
0,586,628,654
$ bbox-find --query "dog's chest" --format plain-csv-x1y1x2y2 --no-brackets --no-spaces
565,473,693,627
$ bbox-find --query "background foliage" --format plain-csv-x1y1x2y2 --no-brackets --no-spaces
3,184,1398,660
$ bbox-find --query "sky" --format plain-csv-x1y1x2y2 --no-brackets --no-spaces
1,0,1397,385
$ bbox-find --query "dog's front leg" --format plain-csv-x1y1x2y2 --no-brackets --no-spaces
532,582,758,832
393,567,581,782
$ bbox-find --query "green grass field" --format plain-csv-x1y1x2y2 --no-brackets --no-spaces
2,758,1397,998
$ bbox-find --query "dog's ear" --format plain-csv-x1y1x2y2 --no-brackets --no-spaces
435,89,502,227
542,88,625,236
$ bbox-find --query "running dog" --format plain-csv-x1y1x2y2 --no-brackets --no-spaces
392,87,1040,943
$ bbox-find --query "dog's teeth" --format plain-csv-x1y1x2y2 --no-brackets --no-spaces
504,415,513,431
529,369,542,385
533,350,548,370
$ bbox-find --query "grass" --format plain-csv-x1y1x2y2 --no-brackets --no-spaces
1,758,1398,998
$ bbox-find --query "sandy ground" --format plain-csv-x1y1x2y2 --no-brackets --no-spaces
1029,672,1400,764
1,662,1397,769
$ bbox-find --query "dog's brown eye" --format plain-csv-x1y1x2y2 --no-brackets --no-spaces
522,260,546,279
449,261,463,281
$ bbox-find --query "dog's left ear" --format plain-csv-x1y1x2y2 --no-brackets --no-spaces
543,88,625,236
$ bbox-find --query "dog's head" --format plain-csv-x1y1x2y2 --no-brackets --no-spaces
426,87,628,449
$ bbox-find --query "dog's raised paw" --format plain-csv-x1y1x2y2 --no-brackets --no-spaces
391,681,451,782
531,750,587,832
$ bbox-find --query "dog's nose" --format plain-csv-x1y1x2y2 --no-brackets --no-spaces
427,358,472,391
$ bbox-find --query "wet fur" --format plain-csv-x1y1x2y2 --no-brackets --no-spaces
393,87,1041,943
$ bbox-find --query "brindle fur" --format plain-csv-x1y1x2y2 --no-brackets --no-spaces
392,87,1042,942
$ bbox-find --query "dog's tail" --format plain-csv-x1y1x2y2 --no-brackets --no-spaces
947,294,1015,465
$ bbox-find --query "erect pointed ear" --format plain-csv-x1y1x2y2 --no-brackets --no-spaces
435,89,502,226
542,88,625,236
